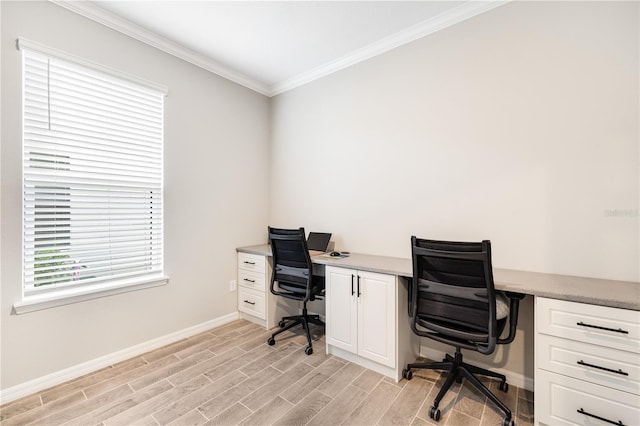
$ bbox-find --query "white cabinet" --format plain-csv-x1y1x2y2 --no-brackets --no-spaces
325,266,399,371
535,297,640,425
237,252,296,329
237,252,269,326
325,266,358,353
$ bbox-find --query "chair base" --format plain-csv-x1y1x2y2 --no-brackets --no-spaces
404,348,514,426
268,305,324,355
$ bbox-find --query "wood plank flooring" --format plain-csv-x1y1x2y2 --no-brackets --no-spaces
0,319,534,426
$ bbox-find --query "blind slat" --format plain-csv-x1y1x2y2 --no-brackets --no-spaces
24,241,163,259
26,129,163,156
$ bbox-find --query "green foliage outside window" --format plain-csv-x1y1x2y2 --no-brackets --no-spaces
33,249,74,286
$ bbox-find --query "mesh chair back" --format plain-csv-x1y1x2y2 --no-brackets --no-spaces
411,236,498,354
269,227,313,300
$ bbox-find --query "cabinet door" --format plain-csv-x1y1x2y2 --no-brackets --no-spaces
326,266,358,354
536,370,640,426
537,297,640,353
238,269,265,292
238,253,266,274
238,287,266,319
357,270,396,368
537,333,640,395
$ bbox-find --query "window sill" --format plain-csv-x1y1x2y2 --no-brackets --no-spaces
12,275,169,315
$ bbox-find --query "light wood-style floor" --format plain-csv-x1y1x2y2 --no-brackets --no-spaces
0,319,534,426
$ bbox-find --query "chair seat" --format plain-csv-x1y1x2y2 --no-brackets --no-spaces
277,275,325,301
416,316,508,343
496,292,509,319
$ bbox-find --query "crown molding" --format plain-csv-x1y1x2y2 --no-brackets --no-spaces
50,0,508,98
270,0,509,96
49,0,271,96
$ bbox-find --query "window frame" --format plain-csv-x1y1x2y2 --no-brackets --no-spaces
15,38,169,314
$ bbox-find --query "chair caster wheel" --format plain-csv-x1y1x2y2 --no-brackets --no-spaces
279,320,286,328
305,346,313,355
429,406,441,421
498,381,508,392
267,337,275,346
402,368,413,380
502,417,514,426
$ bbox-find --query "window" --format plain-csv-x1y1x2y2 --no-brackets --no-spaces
17,39,168,313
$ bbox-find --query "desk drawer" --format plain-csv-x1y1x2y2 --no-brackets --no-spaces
537,334,640,395
537,297,640,353
238,269,265,292
238,253,266,274
238,287,265,319
536,370,640,426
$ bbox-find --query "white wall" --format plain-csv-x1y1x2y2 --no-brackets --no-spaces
270,1,638,382
270,1,639,283
1,1,270,390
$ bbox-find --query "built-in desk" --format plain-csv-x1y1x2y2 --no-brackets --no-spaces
236,244,640,425
238,244,639,310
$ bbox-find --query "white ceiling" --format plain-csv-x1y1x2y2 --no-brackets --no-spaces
55,1,506,96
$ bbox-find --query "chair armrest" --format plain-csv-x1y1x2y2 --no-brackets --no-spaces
497,292,525,345
408,278,417,318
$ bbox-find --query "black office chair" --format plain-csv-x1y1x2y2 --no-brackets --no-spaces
266,227,325,355
403,237,524,426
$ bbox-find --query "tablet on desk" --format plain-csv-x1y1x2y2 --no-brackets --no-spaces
307,232,332,254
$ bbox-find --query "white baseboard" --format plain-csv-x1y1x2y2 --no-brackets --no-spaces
419,345,534,392
0,312,240,405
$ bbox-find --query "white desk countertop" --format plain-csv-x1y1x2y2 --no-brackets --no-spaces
237,244,640,311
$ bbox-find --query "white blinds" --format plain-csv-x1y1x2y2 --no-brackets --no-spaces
22,43,165,297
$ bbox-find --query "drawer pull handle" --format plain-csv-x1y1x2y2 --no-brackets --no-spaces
243,278,256,283
577,408,624,426
577,360,629,376
576,322,629,334
243,261,256,265
243,300,256,305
